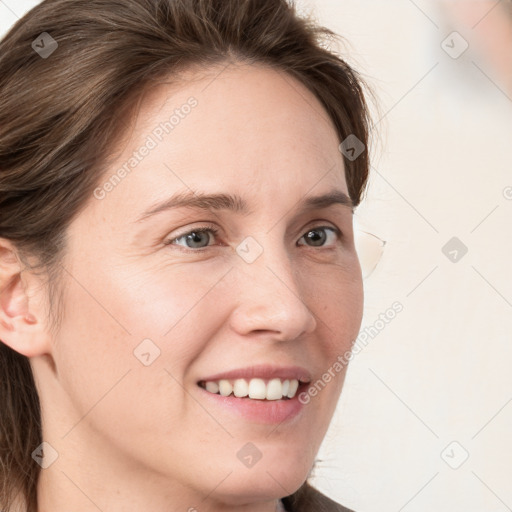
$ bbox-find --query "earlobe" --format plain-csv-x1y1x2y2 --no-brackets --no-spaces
0,239,51,358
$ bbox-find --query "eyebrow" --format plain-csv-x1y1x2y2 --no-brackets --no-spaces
134,189,354,223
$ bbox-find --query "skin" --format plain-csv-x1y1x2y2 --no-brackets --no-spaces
0,61,364,512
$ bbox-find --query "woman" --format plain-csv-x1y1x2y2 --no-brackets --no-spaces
0,0,372,510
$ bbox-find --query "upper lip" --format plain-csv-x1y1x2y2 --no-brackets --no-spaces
198,364,312,383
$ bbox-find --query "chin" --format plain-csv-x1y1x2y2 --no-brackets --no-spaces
211,474,305,507
207,454,310,505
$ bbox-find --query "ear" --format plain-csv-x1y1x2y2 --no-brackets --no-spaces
0,239,52,358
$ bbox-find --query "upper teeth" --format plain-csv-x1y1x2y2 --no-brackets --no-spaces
203,378,300,400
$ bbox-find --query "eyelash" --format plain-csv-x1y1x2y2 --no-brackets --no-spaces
164,223,343,252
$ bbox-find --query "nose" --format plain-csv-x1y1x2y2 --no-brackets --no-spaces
228,243,318,342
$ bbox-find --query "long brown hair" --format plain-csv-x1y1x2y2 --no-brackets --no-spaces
0,0,372,510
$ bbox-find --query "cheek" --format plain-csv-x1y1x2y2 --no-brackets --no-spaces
51,258,228,423
308,263,364,349
51,279,142,420
105,258,231,338
293,264,363,415
51,277,193,464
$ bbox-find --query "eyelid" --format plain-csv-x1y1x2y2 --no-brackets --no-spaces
167,222,219,240
297,225,342,247
163,222,220,249
165,222,343,250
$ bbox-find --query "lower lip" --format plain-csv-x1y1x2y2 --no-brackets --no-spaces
197,385,307,424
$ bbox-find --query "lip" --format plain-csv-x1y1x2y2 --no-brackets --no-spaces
198,364,312,384
197,380,310,424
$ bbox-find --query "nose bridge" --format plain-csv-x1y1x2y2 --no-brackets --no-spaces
229,232,317,338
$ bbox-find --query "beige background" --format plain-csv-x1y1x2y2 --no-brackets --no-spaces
1,1,511,511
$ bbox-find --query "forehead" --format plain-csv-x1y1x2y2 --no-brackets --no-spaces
91,62,348,222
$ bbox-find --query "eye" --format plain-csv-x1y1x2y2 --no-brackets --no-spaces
165,224,221,250
165,224,342,251
297,226,342,248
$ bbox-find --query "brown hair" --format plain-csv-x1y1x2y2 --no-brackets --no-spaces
0,0,372,510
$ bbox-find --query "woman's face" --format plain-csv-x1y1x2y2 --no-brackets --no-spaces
35,62,364,508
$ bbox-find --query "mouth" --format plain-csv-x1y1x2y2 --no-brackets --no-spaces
198,378,308,401
195,364,312,424
197,377,309,401
196,376,312,424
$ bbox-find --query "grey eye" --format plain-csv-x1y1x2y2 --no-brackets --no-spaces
299,226,340,247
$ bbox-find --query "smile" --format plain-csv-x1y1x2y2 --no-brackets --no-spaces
198,377,304,400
